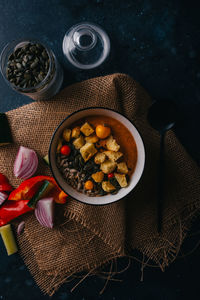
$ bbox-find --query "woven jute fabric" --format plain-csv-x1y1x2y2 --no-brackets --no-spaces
0,73,200,295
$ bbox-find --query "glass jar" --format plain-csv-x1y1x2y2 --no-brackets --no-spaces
0,40,63,101
62,22,110,70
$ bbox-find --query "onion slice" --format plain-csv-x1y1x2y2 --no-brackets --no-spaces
0,192,8,205
17,221,25,235
35,198,54,228
14,146,38,179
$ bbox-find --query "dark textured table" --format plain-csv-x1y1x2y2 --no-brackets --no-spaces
0,1,200,299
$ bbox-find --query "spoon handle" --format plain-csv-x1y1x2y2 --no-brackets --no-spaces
157,131,165,233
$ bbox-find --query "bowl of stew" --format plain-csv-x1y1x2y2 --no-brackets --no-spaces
49,107,145,205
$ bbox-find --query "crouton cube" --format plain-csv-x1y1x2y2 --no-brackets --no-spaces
80,122,94,136
102,181,116,192
92,171,104,183
73,135,85,149
106,135,120,152
72,127,81,138
117,162,128,174
85,133,99,143
114,173,128,187
63,128,71,142
104,150,123,162
100,160,117,174
94,152,106,164
80,142,97,162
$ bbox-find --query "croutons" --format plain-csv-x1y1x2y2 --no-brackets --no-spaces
106,135,120,152
80,142,97,162
100,160,117,174
63,128,71,142
85,133,99,143
72,127,81,139
117,162,128,174
102,181,116,192
80,122,94,137
114,173,128,187
73,135,85,149
104,150,123,162
92,171,104,183
94,152,106,164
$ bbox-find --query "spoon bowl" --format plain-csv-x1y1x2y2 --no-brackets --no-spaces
147,100,177,133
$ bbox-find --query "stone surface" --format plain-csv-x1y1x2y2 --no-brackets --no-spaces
0,0,200,299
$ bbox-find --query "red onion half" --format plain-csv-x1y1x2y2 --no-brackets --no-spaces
14,146,38,179
35,197,54,228
0,192,8,205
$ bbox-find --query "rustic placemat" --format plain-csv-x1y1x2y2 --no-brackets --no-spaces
0,73,200,295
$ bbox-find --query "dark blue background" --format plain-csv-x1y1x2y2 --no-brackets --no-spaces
0,0,200,299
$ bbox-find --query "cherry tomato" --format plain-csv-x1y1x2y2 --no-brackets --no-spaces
96,124,111,139
84,180,94,190
108,173,114,179
60,145,71,156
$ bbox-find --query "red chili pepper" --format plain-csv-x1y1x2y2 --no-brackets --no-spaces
0,200,33,226
0,173,13,192
8,176,67,204
108,173,114,179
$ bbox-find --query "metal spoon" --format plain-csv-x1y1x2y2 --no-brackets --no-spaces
147,100,177,233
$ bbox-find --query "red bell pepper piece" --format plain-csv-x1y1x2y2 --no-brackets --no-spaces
0,173,13,192
57,190,68,204
8,176,56,200
0,200,33,226
8,176,67,204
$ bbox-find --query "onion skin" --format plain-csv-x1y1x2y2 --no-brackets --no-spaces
14,146,38,180
17,221,25,235
35,197,54,228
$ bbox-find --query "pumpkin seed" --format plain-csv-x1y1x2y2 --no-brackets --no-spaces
16,63,22,69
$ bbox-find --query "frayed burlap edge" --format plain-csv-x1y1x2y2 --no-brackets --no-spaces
15,199,200,296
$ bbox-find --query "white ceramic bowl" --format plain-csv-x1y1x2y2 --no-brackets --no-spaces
49,108,145,205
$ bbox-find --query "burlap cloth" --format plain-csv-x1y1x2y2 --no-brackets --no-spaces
0,73,200,295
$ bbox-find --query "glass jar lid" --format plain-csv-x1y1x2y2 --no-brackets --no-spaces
62,22,110,70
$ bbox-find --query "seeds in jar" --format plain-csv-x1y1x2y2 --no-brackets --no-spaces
6,42,53,91
56,119,136,197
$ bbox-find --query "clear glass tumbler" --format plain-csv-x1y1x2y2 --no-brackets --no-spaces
63,22,110,70
0,40,63,101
